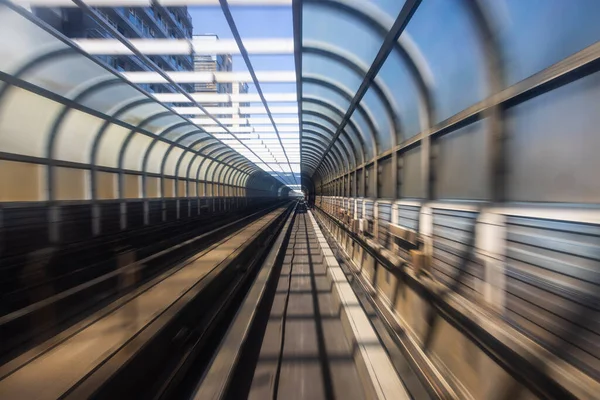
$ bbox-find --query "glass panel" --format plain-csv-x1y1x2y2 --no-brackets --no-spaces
198,157,213,181
120,102,166,127
369,0,406,16
80,84,147,115
303,80,351,111
177,152,195,178
337,133,356,167
164,146,184,176
353,105,376,160
178,132,203,147
215,163,227,183
303,82,375,159
433,120,489,200
302,102,342,126
303,115,336,134
123,133,154,171
358,86,393,151
192,139,217,152
96,123,130,168
483,0,600,86
303,2,385,78
211,147,231,161
206,160,218,182
406,0,487,121
160,124,197,142
401,147,422,198
145,140,170,174
144,114,183,135
0,87,62,157
505,72,600,203
0,7,69,74
376,48,423,140
189,155,205,180
20,55,114,100
302,53,364,96
55,109,105,164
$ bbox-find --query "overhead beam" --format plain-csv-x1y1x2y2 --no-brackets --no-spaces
73,38,294,56
153,92,297,103
69,0,292,186
190,117,299,125
219,0,298,185
123,71,296,84
200,125,299,133
173,106,298,115
15,0,291,6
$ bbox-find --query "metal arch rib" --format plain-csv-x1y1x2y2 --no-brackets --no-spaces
180,137,255,183
69,0,292,186
303,41,402,145
303,121,358,167
303,0,424,176
301,154,327,178
302,100,361,165
0,2,289,194
303,137,346,175
303,146,336,179
195,144,236,186
302,74,379,156
302,98,363,164
303,128,354,171
303,0,434,127
303,127,355,169
45,77,125,201
303,155,330,182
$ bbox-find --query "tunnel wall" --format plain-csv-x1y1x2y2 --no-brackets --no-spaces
302,0,600,397
0,5,291,256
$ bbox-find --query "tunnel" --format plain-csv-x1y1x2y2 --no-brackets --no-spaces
0,1,599,399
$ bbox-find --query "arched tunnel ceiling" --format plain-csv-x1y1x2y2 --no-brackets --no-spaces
2,0,600,199
0,1,300,197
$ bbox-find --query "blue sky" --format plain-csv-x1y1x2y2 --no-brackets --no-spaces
188,6,295,73
188,6,299,184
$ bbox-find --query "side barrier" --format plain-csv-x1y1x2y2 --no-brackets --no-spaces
314,196,600,400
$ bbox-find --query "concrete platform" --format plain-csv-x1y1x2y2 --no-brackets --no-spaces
249,209,408,400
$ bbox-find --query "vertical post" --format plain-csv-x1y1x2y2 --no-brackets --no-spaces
48,205,60,244
22,247,57,336
92,203,101,236
475,212,506,313
116,246,138,329
392,150,399,199
422,135,433,201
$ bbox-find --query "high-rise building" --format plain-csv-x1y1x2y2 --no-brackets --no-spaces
32,5,194,94
193,34,232,98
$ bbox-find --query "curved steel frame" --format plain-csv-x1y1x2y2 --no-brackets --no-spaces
0,3,288,201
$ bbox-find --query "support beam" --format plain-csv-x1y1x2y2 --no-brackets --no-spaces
14,0,291,6
173,106,298,116
153,92,297,103
219,0,298,185
123,71,296,84
73,38,294,55
311,0,421,176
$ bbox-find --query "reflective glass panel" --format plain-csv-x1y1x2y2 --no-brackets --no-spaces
406,0,487,121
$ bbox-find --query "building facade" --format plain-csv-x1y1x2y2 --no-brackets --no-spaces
33,5,194,94
193,34,232,97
